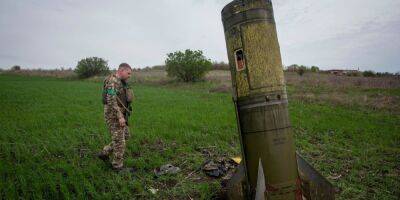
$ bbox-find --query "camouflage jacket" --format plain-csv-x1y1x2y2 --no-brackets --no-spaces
102,73,130,120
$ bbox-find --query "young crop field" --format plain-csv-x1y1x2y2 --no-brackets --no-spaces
0,74,399,199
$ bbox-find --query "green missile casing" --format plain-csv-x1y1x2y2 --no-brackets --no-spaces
222,0,300,199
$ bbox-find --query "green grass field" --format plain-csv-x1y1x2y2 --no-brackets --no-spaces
0,74,399,199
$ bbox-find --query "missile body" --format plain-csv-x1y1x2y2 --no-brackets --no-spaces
222,0,300,198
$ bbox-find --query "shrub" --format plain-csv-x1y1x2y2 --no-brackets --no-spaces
297,66,307,76
165,49,212,82
310,66,319,73
11,65,21,71
376,72,393,77
74,57,110,78
363,70,376,77
347,71,361,77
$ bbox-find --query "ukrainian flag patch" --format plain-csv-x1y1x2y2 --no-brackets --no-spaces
104,88,117,96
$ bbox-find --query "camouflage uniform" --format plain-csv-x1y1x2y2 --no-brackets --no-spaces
101,73,132,169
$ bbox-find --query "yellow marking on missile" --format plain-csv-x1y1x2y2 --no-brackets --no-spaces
231,156,242,164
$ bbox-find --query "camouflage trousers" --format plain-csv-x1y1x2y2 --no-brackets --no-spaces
102,115,130,169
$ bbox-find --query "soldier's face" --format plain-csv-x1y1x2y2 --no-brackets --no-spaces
119,69,132,81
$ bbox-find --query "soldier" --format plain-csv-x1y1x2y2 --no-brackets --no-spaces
98,63,134,171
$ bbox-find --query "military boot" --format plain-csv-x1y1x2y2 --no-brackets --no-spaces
96,152,109,162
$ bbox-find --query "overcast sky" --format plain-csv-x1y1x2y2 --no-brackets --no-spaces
0,0,399,72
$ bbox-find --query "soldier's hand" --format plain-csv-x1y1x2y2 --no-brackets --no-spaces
119,118,126,127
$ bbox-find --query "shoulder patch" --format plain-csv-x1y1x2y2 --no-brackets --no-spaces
104,88,117,96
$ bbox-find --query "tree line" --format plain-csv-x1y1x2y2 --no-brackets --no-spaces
7,50,399,81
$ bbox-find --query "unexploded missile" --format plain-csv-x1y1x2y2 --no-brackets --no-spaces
221,0,334,199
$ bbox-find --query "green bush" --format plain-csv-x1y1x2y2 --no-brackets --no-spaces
310,66,319,73
11,65,21,71
347,71,361,77
363,70,376,77
297,65,307,76
376,72,393,77
74,57,110,78
165,49,212,82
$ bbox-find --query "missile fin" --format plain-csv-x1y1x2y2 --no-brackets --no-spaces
296,152,335,199
255,158,266,200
